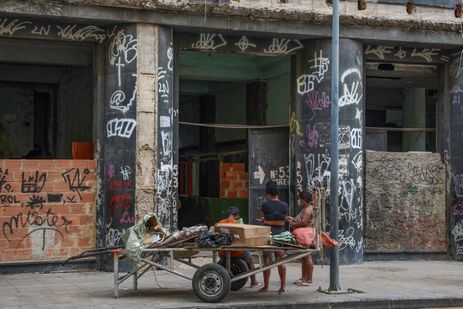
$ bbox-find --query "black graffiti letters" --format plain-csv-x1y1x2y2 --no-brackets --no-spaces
47,193,63,203
2,208,72,241
25,194,45,209
66,196,76,204
62,168,90,200
0,195,19,204
21,171,47,193
0,168,12,192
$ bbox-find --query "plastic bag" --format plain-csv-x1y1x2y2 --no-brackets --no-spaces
321,231,339,248
196,231,231,248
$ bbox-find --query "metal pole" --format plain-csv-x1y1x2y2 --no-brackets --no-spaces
329,0,341,292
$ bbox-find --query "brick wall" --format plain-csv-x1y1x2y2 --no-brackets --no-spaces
0,160,96,262
219,163,248,199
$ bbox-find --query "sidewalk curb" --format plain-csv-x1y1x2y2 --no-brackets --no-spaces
165,297,463,309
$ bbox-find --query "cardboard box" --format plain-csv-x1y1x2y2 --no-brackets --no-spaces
215,224,270,247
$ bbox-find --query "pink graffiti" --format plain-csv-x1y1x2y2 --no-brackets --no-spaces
305,90,331,111
106,163,115,179
453,202,463,216
120,210,135,224
300,126,319,151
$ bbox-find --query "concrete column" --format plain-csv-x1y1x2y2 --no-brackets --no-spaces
135,24,157,219
291,38,364,264
97,24,138,271
449,57,463,260
134,25,179,232
403,88,426,151
133,24,179,232
154,27,178,232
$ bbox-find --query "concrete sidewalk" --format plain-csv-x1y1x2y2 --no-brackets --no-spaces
1,260,463,309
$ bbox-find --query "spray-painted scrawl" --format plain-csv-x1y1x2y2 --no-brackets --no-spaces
339,68,363,107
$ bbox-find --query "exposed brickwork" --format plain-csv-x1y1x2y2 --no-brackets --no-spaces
0,160,96,262
219,163,248,199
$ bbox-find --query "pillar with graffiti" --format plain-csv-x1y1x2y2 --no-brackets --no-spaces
292,38,364,264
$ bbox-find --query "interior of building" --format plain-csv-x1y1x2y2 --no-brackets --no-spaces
177,51,291,227
0,39,94,160
365,61,438,152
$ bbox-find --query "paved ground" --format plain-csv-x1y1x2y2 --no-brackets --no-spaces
1,260,463,308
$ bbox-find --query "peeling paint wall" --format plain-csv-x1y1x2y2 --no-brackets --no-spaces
136,24,157,218
365,151,446,252
0,160,96,262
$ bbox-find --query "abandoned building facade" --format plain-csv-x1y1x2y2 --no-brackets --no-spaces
0,0,462,269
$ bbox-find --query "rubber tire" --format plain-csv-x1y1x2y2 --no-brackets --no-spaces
218,258,249,291
192,263,231,303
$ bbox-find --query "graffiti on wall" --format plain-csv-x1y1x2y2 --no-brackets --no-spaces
364,45,450,63
292,42,364,263
185,32,304,56
98,25,138,263
365,152,446,252
0,163,95,261
106,29,137,139
0,17,115,43
157,31,178,231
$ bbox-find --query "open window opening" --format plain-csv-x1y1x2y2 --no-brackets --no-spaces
177,50,291,228
365,62,437,152
0,40,94,159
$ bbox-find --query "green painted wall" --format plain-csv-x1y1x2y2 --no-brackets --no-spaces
215,83,247,143
267,72,290,125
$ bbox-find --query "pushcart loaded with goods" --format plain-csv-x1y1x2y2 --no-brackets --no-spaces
67,189,334,303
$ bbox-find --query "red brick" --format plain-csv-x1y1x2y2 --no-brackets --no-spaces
79,192,96,203
54,183,71,192
21,160,42,171
220,163,232,179
4,160,23,169
220,179,230,190
238,190,249,199
41,182,54,193
225,190,237,198
225,171,237,180
45,172,63,183
0,249,32,261
231,163,245,172
68,203,85,214
220,189,226,198
37,160,56,170
83,172,96,181
230,181,243,190
9,171,23,181
78,214,95,225
88,160,96,169
78,237,93,247
237,171,249,181
0,182,20,194
1,205,25,216
55,160,74,169
73,160,91,168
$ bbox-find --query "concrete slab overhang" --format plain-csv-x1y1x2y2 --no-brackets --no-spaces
1,1,462,48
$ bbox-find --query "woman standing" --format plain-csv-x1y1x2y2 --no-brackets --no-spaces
258,180,288,294
287,191,314,286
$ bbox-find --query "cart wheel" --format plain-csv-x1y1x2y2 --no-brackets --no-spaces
192,263,230,303
218,258,249,291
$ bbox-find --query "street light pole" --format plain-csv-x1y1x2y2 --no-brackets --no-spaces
329,0,341,292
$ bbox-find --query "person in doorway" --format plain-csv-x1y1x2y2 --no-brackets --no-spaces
286,191,314,286
258,180,288,294
217,207,260,288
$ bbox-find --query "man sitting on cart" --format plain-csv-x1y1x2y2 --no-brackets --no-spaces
217,207,261,288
